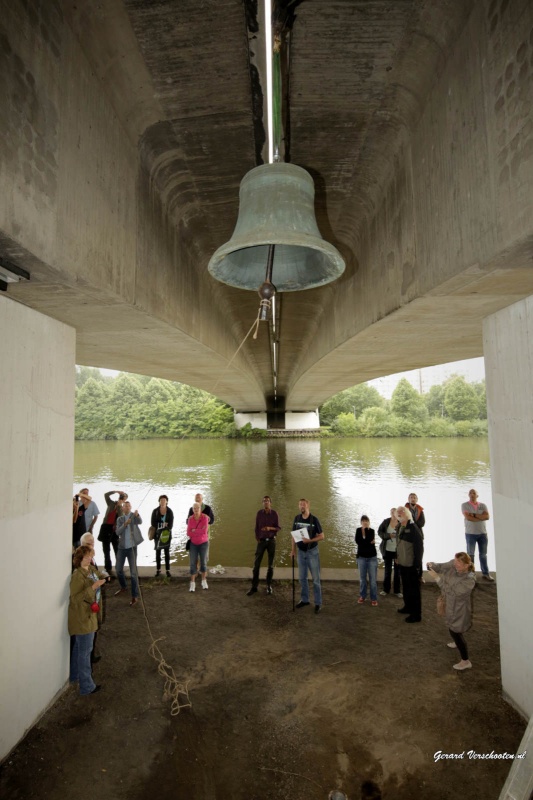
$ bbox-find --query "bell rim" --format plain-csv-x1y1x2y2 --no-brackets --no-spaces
208,235,345,267
207,235,345,292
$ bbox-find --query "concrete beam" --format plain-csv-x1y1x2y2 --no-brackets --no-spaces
287,0,533,408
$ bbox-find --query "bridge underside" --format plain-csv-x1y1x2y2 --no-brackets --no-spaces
1,0,532,410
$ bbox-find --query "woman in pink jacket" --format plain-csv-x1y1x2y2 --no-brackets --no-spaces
187,502,210,592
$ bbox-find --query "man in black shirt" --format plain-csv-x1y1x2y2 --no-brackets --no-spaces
187,493,215,525
247,496,281,596
291,499,324,613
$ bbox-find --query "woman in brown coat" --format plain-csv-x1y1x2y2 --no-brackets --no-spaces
69,545,106,694
427,552,476,671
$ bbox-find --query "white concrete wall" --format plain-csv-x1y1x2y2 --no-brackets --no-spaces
484,295,533,720
234,412,268,430
0,296,75,759
285,411,320,430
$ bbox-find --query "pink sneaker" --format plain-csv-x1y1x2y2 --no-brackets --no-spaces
357,597,364,604
371,600,378,607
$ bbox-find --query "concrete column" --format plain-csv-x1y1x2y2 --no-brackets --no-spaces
234,412,268,430
0,295,75,759
285,411,320,430
484,295,533,719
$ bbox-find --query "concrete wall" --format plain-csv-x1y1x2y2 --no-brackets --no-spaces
234,412,268,430
285,411,320,430
484,295,533,719
0,295,75,759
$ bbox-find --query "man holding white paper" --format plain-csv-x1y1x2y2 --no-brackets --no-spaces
291,498,324,614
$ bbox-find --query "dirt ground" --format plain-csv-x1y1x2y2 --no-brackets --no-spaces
0,576,526,800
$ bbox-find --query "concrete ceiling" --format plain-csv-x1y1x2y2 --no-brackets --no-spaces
2,0,533,409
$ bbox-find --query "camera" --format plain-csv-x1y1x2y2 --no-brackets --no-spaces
75,494,79,501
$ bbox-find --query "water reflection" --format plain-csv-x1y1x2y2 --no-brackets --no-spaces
74,438,494,571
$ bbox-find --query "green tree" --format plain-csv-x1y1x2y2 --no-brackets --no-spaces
471,380,487,419
444,376,480,421
319,384,384,426
331,412,359,436
357,407,401,437
138,378,175,437
75,365,108,389
424,384,446,418
75,378,110,439
106,374,144,438
390,378,428,423
424,416,456,437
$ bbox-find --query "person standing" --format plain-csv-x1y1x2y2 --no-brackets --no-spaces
72,494,86,549
187,493,215,575
406,493,425,581
291,499,324,614
461,488,494,581
79,532,110,665
152,494,174,578
427,553,476,670
186,502,210,592
247,495,281,596
378,508,402,597
396,506,424,623
69,545,106,695
187,493,215,526
405,493,425,532
114,502,143,606
356,515,379,606
98,490,127,575
78,489,100,534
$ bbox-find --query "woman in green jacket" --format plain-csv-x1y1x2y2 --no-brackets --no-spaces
69,545,106,695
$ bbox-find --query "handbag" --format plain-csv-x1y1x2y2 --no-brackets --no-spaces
148,526,156,541
186,539,191,551
437,593,446,616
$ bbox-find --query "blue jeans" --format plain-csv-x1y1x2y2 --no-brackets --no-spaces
116,546,139,597
297,547,322,605
358,556,378,601
465,533,489,574
70,632,96,695
189,542,209,575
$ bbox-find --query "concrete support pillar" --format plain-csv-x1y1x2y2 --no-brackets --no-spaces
0,295,75,759
285,411,320,430
484,295,533,719
234,412,268,430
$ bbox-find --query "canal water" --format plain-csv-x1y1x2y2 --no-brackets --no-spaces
74,437,495,572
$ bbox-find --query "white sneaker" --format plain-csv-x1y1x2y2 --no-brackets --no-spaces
201,579,208,590
395,592,403,598
379,590,387,596
189,582,196,592
453,660,472,670
447,641,458,649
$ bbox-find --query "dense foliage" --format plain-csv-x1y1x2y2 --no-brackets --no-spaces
75,367,488,440
324,376,488,438
75,367,235,440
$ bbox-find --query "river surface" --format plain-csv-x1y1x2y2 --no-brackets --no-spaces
73,437,495,572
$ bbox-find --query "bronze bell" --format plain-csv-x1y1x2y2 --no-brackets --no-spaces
208,163,345,291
